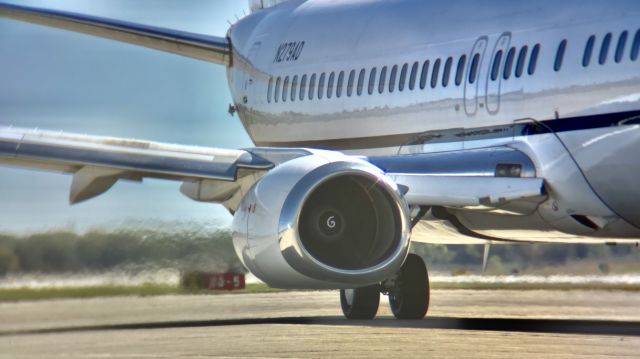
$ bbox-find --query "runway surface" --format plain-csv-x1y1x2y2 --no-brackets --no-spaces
1,289,639,358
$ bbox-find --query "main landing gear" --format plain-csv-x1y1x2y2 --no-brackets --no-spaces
340,253,430,320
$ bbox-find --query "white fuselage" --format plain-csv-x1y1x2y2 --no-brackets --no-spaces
227,0,640,240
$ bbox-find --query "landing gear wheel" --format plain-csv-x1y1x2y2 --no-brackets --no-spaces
340,285,380,320
388,254,430,319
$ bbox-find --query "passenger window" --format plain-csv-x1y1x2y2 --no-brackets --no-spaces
615,31,628,63
389,65,398,93
282,76,289,102
299,75,307,101
399,63,408,91
442,57,453,87
409,62,419,90
503,47,516,80
583,35,595,67
274,77,281,103
491,51,502,81
308,74,316,100
599,33,612,65
347,70,356,97
515,46,528,78
378,66,387,94
337,71,345,98
267,77,273,103
327,72,335,99
317,73,325,100
431,59,441,88
291,75,298,102
555,40,567,71
528,44,540,75
420,60,430,89
469,53,480,83
632,29,640,61
455,55,466,86
368,67,377,95
357,69,366,96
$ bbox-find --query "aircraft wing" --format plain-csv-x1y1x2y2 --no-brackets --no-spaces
0,2,231,65
0,125,548,237
0,126,276,206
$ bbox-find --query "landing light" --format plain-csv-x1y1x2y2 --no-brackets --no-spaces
495,164,522,178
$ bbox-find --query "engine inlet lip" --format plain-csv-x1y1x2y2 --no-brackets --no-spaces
278,160,411,284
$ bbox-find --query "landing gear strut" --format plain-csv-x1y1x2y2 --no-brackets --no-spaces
340,254,430,320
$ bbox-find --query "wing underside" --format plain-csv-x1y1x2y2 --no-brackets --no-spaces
0,2,231,65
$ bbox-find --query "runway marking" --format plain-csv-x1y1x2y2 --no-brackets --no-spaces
2,316,640,337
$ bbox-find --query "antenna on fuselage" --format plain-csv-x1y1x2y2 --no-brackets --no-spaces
482,241,492,273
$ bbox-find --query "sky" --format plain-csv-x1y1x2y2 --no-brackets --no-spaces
0,0,253,233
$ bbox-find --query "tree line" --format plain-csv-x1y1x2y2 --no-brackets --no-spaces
0,226,638,276
0,226,244,276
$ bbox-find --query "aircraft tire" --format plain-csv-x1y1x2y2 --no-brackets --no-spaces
389,253,430,319
340,285,380,320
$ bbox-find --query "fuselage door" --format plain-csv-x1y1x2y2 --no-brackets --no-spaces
485,32,511,115
463,36,489,116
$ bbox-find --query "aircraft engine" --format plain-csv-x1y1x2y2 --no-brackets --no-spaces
232,152,411,289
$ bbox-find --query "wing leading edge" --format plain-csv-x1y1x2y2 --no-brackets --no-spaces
0,2,231,65
0,126,273,205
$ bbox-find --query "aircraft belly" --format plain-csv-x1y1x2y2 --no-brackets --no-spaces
558,125,640,230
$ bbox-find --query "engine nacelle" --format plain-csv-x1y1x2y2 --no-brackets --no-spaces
232,151,411,289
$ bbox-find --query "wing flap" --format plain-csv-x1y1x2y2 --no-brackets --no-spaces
0,3,231,65
69,166,125,204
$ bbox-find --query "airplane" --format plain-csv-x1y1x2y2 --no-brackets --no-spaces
1,0,640,320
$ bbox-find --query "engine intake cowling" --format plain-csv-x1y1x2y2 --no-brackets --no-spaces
232,152,410,289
